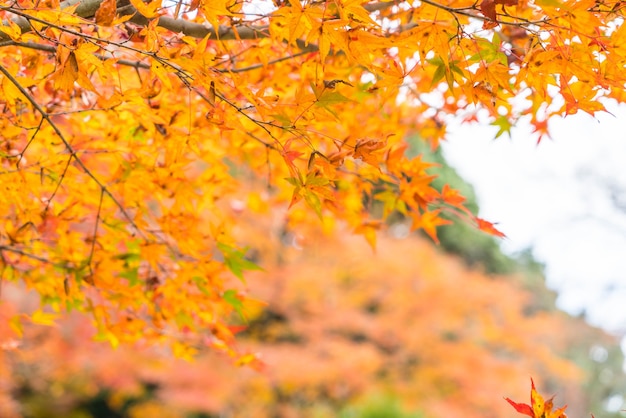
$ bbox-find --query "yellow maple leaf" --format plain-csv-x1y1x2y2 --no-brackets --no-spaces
129,0,162,18
30,310,58,326
52,49,78,92
201,0,237,32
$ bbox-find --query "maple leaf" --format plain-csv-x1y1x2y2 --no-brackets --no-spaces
52,48,78,91
217,243,263,283
30,310,58,326
492,115,513,138
385,143,408,168
476,217,506,238
129,0,162,18
222,289,248,322
441,184,466,208
506,397,534,417
95,0,117,26
506,379,569,418
480,0,519,28
353,138,386,167
0,19,23,41
410,210,451,244
281,139,305,174
313,83,352,118
531,118,551,144
354,220,382,250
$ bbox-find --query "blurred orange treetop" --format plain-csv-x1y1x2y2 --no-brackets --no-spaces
0,0,625,357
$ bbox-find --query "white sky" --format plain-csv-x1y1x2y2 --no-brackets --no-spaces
441,102,626,335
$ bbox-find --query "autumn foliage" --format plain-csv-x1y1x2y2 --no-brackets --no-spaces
1,0,626,366
2,217,613,417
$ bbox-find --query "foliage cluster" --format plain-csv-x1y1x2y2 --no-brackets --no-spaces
2,0,626,358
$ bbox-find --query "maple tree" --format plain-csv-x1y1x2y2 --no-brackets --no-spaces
3,218,620,417
1,0,626,358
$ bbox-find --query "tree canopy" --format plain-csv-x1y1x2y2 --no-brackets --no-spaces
0,0,624,357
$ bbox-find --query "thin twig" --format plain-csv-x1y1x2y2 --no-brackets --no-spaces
419,0,550,26
0,40,152,69
44,155,72,212
0,245,55,264
87,187,105,276
17,119,44,168
227,50,309,73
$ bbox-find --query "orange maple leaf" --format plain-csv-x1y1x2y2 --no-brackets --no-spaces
354,220,382,250
353,138,386,167
410,210,451,244
95,0,117,26
441,184,466,208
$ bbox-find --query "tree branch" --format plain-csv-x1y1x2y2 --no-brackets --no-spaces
0,40,151,68
127,13,270,40
0,0,400,42
0,0,271,41
0,245,55,264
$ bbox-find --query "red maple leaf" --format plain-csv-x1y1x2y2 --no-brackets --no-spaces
476,217,506,238
480,0,519,29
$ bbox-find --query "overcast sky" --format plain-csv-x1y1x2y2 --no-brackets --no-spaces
441,102,626,335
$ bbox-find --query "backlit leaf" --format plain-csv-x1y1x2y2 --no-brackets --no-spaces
217,243,263,283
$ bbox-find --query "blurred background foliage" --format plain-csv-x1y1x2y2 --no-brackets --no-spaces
1,143,625,418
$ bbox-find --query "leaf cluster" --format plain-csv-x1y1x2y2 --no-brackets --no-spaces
0,0,625,355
